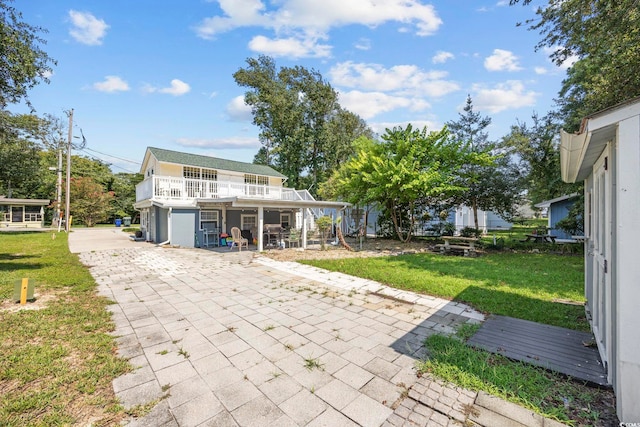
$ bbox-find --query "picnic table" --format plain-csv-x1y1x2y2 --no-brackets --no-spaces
524,233,557,243
436,236,479,257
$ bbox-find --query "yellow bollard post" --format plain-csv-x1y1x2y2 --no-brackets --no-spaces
20,278,29,305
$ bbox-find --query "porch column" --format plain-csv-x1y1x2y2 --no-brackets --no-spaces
258,206,264,252
302,208,308,249
221,205,227,234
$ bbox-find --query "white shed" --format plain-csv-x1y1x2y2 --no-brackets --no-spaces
560,97,640,423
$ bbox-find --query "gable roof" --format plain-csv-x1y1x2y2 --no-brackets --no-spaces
145,147,287,179
534,193,579,209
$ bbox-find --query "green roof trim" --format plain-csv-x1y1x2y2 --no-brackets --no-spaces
147,147,287,179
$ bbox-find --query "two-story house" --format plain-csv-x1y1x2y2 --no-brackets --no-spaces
134,147,349,250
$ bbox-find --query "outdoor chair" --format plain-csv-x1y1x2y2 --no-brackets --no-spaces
230,227,248,251
286,229,300,248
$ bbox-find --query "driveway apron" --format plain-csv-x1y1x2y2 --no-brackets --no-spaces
73,231,487,426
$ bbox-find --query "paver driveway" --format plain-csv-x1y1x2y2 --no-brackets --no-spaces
76,236,484,426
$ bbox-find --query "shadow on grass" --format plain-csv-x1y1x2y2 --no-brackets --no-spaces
0,253,39,261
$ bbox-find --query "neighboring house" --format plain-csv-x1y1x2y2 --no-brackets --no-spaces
453,206,512,233
133,147,349,250
534,193,580,241
560,97,640,422
0,197,49,228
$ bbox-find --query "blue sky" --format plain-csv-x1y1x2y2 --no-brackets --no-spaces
15,0,572,174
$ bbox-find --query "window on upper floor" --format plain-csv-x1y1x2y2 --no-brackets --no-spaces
244,174,269,186
184,167,217,181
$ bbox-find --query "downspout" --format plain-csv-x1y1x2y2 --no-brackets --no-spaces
158,207,172,246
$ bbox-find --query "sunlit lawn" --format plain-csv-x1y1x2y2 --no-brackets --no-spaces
0,232,130,426
302,251,587,330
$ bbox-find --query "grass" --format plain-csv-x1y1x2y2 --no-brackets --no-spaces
302,251,587,330
0,232,130,426
417,327,614,425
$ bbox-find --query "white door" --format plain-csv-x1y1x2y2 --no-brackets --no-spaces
591,149,612,375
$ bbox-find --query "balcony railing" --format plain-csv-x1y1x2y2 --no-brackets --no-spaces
136,176,306,202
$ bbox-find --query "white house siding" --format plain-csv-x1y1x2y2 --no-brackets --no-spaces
561,99,640,422
614,114,640,422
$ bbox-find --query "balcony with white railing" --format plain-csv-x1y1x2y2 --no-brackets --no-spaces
136,176,310,203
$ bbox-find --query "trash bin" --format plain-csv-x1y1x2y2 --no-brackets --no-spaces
115,218,122,227
123,216,131,227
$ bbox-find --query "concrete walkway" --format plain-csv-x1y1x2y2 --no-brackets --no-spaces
69,228,565,427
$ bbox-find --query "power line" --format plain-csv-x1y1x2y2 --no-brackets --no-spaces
77,148,139,174
82,146,141,165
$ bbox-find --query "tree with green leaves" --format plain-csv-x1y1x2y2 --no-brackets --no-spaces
510,0,640,131
501,113,578,206
446,96,523,230
0,112,48,197
108,172,144,221
69,176,114,227
321,125,488,243
0,0,55,110
234,55,370,194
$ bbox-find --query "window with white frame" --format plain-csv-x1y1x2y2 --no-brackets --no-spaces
241,214,257,232
183,166,200,179
200,210,219,231
280,213,291,229
202,168,217,181
244,174,269,195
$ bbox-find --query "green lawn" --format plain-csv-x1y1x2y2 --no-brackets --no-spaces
0,232,130,426
417,327,612,425
302,251,587,330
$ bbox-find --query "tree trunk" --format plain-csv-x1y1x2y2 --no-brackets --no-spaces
336,225,353,251
472,196,479,232
390,202,411,243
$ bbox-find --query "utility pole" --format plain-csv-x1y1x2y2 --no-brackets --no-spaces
56,145,63,226
65,109,73,232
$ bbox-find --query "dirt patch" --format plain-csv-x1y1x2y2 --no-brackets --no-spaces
0,290,60,313
261,237,439,262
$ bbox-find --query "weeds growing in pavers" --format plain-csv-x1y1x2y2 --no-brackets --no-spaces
0,232,131,426
302,252,587,331
417,327,616,426
303,356,324,371
178,348,190,359
263,324,275,331
157,350,169,355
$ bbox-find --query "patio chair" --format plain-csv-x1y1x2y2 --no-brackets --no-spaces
286,229,300,248
230,227,248,251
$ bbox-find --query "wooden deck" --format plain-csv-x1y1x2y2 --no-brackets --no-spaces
467,315,608,386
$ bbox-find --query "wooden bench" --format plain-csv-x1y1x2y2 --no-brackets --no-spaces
436,236,479,257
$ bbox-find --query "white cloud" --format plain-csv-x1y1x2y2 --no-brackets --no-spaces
225,95,253,121
432,51,454,64
68,10,109,45
484,49,522,72
472,80,538,113
93,76,129,93
534,66,548,75
337,90,429,120
354,38,371,51
248,35,331,58
144,79,191,96
195,0,443,42
175,136,259,149
543,46,579,70
496,1,509,6
329,61,459,97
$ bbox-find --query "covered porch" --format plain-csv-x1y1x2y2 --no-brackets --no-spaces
134,196,349,251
